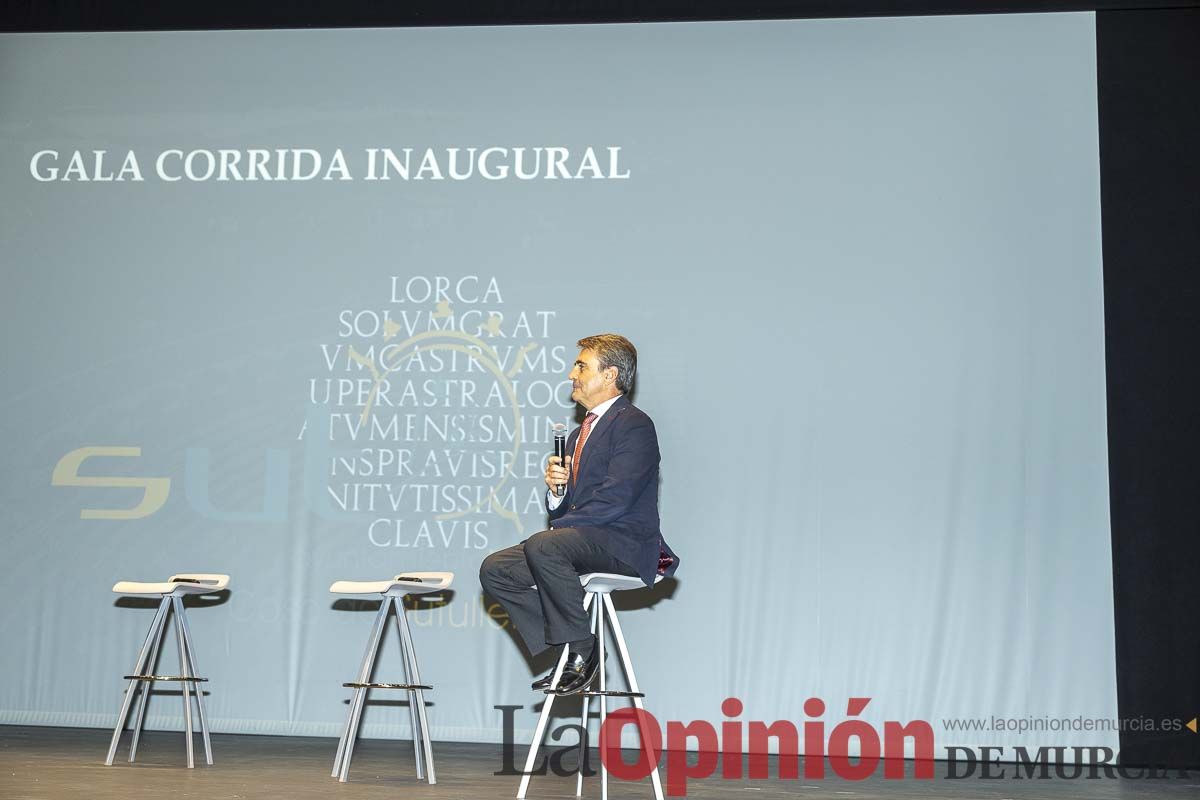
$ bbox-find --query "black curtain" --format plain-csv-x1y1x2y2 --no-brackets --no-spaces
1098,7,1200,769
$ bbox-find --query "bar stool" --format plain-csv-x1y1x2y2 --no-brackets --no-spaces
518,573,665,800
329,572,453,784
105,573,229,768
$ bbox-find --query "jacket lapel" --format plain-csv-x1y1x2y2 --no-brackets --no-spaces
573,395,629,488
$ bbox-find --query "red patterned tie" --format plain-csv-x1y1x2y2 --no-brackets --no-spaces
571,413,598,486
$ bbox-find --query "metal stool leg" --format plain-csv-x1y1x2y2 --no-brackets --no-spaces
129,604,171,762
517,591,594,800
173,601,195,769
106,597,171,766
394,599,425,781
337,598,391,783
396,598,435,784
603,594,664,800
577,594,600,796
597,595,608,800
175,597,213,766
332,598,390,777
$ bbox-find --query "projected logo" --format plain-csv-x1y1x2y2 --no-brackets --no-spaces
50,275,573,555
303,275,572,551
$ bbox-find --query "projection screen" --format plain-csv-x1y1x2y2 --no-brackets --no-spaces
0,12,1113,753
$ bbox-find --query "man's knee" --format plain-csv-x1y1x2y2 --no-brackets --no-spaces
525,529,575,568
479,551,503,590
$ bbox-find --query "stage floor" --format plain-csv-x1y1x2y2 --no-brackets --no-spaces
1,725,1195,800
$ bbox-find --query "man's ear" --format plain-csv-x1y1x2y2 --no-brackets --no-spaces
605,366,619,385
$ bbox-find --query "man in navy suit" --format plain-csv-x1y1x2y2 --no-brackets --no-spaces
480,334,678,694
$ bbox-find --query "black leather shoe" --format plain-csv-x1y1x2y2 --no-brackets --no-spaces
551,641,600,695
532,643,606,690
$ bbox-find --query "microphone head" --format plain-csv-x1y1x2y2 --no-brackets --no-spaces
551,422,568,459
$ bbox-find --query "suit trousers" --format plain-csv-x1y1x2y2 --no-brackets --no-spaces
479,527,639,657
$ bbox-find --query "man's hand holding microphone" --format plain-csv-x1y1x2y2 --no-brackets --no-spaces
548,422,570,499
545,454,572,497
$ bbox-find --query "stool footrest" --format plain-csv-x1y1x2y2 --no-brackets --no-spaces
580,689,646,698
124,674,208,683
342,681,432,690
545,688,646,698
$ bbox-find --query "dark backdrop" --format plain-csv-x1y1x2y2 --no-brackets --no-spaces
2,0,1198,769
1097,7,1200,769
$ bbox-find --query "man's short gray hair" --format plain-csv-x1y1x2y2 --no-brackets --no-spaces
577,334,638,394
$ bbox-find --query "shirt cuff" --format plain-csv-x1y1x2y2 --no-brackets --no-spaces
547,489,564,511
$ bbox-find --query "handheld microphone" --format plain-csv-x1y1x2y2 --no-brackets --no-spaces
552,423,568,497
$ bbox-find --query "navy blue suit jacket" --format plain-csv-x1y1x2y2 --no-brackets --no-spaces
547,394,679,585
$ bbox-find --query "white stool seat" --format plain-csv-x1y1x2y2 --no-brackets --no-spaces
580,573,659,594
329,572,453,596
113,574,230,596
